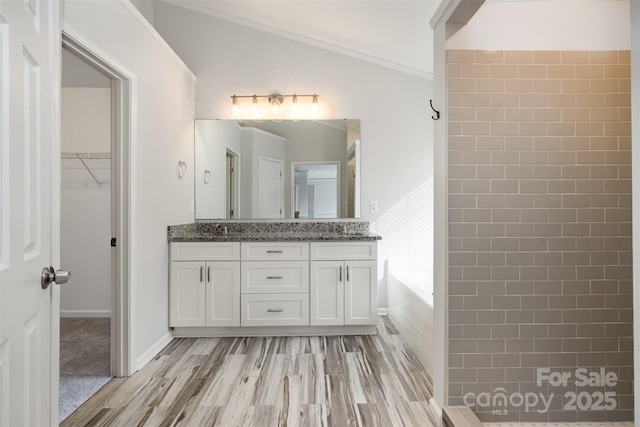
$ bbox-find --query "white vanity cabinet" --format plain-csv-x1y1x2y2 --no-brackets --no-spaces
169,242,240,327
310,242,377,326
169,238,378,335
240,242,310,326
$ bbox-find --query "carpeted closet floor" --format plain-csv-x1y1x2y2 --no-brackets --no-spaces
59,317,112,422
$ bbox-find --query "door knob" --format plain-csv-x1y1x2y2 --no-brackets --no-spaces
41,266,71,289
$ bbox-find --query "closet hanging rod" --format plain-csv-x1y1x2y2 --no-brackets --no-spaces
61,152,111,160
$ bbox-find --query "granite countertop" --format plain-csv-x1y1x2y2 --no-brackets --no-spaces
168,221,381,242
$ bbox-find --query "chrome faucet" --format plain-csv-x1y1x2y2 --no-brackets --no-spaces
214,224,228,235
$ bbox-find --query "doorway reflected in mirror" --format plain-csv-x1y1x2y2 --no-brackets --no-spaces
195,119,361,220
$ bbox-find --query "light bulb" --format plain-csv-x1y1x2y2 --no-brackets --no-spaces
231,96,239,116
291,94,300,117
251,95,260,118
310,94,319,116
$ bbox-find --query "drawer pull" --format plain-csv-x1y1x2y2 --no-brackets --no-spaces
266,276,283,280
267,308,284,313
200,266,203,282
208,266,211,283
266,250,283,254
339,265,343,282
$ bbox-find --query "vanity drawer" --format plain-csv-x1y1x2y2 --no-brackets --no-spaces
242,261,309,294
171,242,240,261
310,242,377,261
241,242,309,261
241,294,310,326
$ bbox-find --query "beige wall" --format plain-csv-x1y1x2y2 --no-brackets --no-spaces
447,50,632,422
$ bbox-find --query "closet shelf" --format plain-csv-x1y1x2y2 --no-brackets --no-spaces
61,152,111,186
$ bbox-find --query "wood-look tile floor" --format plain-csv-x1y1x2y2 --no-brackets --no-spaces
61,317,434,427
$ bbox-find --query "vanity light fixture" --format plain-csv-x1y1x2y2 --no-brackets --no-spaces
231,93,320,118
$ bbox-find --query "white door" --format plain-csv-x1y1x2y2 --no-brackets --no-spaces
310,261,344,326
205,261,240,327
344,261,377,325
258,156,283,218
0,1,61,426
169,262,206,327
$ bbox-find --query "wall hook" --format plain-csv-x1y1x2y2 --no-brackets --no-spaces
203,169,211,184
177,160,187,179
430,99,440,120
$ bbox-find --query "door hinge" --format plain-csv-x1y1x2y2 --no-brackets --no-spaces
111,237,117,247
280,171,283,177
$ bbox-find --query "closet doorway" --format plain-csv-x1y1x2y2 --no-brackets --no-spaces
59,46,114,422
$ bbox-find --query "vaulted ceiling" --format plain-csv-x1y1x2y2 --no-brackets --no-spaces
62,1,442,87
163,0,442,78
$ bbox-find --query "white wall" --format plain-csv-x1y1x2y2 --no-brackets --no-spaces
61,87,111,152
447,0,630,50
153,2,434,308
130,0,154,25
60,87,112,317
63,0,195,370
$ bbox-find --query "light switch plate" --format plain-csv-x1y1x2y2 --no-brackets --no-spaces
189,200,194,213
369,201,379,213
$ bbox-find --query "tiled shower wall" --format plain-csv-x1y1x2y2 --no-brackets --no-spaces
447,50,632,422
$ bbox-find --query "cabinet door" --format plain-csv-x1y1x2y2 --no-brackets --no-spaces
170,261,206,327
344,261,377,325
310,261,344,326
205,262,241,327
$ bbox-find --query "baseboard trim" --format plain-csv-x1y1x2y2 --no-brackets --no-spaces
60,310,111,318
136,331,173,371
172,324,377,338
377,308,388,316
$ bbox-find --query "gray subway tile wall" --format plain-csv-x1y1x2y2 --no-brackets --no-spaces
447,50,632,422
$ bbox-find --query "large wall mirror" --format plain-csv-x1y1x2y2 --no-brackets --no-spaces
195,119,361,220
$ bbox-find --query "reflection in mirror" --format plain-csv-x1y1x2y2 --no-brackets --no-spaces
292,162,340,219
195,119,361,220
